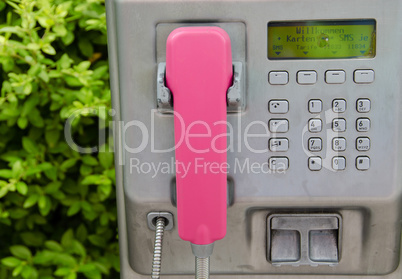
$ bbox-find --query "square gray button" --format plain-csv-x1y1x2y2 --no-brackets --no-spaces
271,230,301,262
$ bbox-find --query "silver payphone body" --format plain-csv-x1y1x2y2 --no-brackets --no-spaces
106,0,402,278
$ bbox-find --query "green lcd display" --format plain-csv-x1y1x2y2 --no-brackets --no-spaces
268,20,376,59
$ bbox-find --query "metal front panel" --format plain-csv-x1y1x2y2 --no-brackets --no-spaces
106,0,402,277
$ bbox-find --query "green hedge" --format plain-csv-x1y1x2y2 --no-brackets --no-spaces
0,1,119,278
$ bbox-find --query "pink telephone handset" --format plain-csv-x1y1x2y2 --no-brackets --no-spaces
166,27,232,262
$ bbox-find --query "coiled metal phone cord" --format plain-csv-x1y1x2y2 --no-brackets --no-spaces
195,256,210,279
151,217,166,279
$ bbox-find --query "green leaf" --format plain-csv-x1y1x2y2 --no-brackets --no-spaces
45,129,60,147
79,164,92,176
9,208,29,219
22,137,39,154
42,44,56,55
21,265,34,279
98,183,112,199
12,161,24,177
33,250,56,264
78,38,94,57
62,31,74,45
23,194,39,208
20,231,45,247
81,156,98,166
12,264,23,277
0,187,9,198
45,240,63,252
76,224,88,242
10,245,31,260
54,267,71,276
72,240,86,256
38,196,52,216
98,147,113,169
60,158,78,171
88,235,106,248
61,229,74,249
21,95,40,117
67,201,81,216
81,175,101,185
58,54,72,69
17,117,28,129
16,181,28,195
1,257,21,267
27,109,44,128
53,25,67,37
0,169,13,179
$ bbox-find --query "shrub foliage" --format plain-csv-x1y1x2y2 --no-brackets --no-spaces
0,0,119,278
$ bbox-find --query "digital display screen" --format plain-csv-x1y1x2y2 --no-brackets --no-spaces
268,20,376,59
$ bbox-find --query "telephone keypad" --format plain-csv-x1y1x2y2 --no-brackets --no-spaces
268,69,374,172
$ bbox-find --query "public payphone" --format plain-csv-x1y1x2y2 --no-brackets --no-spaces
105,0,402,278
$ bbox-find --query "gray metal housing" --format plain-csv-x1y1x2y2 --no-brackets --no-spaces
105,0,402,278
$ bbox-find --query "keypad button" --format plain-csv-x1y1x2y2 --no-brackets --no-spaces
297,71,317,84
269,138,289,152
356,99,371,113
356,118,370,132
308,119,322,132
269,157,289,171
308,137,322,152
269,71,289,85
354,70,375,84
356,156,370,170
308,157,322,171
308,99,322,113
332,157,346,171
325,70,346,84
332,118,346,132
332,99,346,113
269,119,289,133
332,137,346,151
356,137,370,151
269,100,289,114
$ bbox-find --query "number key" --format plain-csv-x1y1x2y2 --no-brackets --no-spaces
308,137,322,151
332,156,346,170
332,118,346,132
356,137,370,151
356,98,371,113
332,99,346,113
308,119,322,132
308,99,322,113
332,137,346,151
356,118,370,132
